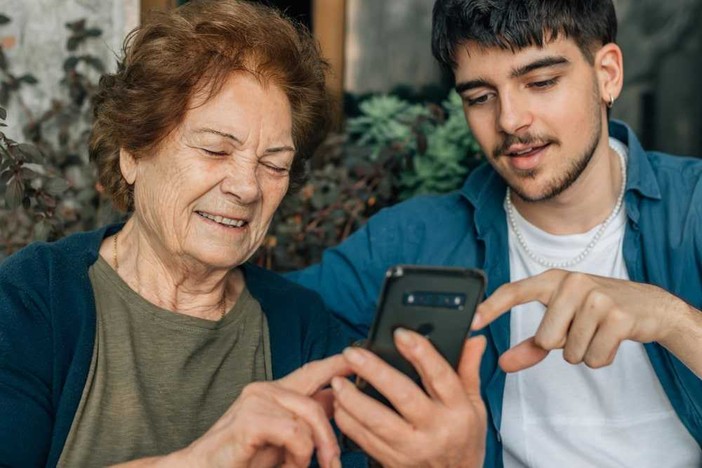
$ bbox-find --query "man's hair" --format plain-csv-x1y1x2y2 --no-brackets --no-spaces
431,0,618,71
90,0,330,212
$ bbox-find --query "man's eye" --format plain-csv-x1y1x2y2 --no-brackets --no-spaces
467,94,491,107
528,78,558,89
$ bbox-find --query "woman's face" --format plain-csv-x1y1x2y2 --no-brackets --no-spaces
124,73,294,270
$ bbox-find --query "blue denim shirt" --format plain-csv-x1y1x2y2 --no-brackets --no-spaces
288,121,702,466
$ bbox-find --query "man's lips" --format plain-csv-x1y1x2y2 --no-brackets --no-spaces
502,143,551,171
504,142,550,157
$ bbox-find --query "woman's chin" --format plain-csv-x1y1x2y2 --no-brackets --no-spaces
183,247,252,271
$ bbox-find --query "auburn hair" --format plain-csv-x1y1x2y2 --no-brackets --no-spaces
90,0,330,211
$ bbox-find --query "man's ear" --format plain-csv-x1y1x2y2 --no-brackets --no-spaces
119,148,138,185
595,43,624,104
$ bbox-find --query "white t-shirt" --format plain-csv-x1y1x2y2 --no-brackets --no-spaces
502,139,701,467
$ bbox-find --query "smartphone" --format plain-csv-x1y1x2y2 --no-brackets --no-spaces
356,265,486,408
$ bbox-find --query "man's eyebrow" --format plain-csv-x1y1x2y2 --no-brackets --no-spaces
455,78,493,94
194,127,242,143
511,56,570,78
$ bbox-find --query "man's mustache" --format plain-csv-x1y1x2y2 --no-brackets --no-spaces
493,134,558,158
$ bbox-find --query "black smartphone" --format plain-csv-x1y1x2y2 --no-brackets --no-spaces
356,265,486,408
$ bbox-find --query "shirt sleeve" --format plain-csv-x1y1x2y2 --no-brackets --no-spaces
285,206,420,337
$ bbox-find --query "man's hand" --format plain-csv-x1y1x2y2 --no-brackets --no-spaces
472,269,701,374
331,330,487,468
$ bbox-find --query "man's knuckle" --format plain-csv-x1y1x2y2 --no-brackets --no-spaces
563,350,580,365
534,331,561,350
562,272,588,289
584,289,610,310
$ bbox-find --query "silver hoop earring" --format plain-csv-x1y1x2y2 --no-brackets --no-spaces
607,93,615,109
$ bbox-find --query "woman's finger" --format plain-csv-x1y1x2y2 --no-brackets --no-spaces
268,386,341,468
278,354,352,395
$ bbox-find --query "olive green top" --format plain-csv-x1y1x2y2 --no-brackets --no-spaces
58,256,271,467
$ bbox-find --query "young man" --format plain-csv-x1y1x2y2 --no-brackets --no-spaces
288,1,702,466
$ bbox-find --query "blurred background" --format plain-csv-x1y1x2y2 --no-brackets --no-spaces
1,0,701,266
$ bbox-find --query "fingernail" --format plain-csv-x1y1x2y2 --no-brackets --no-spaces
343,347,366,365
472,313,483,329
393,327,414,346
331,376,343,392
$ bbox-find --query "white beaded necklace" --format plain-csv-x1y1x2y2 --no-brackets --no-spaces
505,141,627,269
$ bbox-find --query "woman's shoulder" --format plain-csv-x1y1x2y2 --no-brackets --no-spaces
1,227,108,281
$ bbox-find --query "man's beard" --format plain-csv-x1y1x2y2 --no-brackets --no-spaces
498,96,603,203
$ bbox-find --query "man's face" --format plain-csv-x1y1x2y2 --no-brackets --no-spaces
454,37,606,202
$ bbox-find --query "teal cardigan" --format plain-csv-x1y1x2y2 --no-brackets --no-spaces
0,224,360,466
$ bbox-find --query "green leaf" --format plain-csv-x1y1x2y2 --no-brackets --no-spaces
86,28,102,38
0,168,12,184
83,56,104,72
0,14,10,25
5,175,24,209
34,219,52,241
0,84,10,107
65,19,86,33
0,106,6,120
19,74,38,85
21,162,45,177
66,37,80,52
63,56,79,72
45,177,70,195
17,143,44,163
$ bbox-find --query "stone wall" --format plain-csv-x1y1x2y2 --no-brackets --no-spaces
0,0,139,140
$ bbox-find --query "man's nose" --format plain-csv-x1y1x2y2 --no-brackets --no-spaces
497,92,533,135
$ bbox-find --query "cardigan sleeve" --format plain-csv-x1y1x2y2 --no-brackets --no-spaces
0,253,55,466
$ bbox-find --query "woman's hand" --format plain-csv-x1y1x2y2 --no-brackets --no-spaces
117,355,351,468
332,331,487,467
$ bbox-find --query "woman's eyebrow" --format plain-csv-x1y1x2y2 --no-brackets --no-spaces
193,127,242,143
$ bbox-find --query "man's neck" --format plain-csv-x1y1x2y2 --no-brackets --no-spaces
510,138,625,235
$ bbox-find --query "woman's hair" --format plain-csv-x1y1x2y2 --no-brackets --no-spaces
90,0,330,211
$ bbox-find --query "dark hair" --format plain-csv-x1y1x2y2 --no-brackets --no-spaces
90,0,330,212
431,0,618,71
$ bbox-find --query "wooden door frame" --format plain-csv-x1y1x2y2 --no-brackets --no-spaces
312,0,346,128
140,0,178,21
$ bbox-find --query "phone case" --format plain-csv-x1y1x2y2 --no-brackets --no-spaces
358,265,486,407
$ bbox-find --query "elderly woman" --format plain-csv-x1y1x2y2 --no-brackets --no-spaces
0,1,487,467
0,1,347,465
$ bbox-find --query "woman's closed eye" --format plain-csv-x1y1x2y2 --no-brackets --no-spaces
201,148,229,157
261,162,290,175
